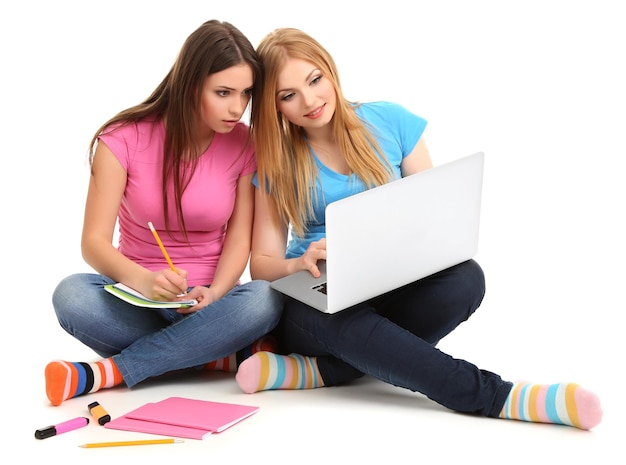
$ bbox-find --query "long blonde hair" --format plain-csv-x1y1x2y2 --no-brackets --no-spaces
252,28,392,237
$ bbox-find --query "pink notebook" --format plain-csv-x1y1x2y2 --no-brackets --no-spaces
105,405,212,440
106,397,259,437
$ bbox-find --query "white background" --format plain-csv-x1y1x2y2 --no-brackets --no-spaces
1,0,623,462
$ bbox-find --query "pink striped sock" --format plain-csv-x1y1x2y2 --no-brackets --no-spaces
499,382,603,430
235,352,325,394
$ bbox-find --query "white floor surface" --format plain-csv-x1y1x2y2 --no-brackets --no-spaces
2,1,624,463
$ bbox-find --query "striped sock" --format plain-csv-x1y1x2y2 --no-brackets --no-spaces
204,335,278,373
235,352,325,394
45,359,123,406
499,382,603,430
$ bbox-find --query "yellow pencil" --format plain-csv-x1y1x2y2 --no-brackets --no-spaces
79,438,184,448
148,221,177,273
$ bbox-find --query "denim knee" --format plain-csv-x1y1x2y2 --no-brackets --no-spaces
237,280,284,331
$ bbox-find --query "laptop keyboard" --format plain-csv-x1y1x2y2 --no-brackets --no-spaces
312,282,327,295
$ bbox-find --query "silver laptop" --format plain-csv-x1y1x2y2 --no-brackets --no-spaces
271,151,484,313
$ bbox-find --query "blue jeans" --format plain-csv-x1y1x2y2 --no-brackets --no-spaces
276,259,512,417
52,274,283,387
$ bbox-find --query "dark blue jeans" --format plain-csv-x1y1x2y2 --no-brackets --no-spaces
275,259,512,417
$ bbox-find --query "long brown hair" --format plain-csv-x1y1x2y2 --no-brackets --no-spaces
252,28,392,237
88,20,261,239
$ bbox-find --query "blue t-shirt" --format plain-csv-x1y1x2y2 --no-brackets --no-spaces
255,101,427,258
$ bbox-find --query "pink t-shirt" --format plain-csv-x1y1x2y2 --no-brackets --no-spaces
98,120,256,286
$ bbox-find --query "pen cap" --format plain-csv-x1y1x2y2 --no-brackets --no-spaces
34,426,56,440
88,401,111,425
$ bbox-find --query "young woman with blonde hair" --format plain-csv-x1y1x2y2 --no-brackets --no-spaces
235,27,603,430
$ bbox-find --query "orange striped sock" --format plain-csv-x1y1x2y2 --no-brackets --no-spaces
204,335,278,373
499,382,603,430
235,352,325,394
45,359,123,406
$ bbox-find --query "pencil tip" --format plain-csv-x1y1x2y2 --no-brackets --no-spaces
174,438,184,443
